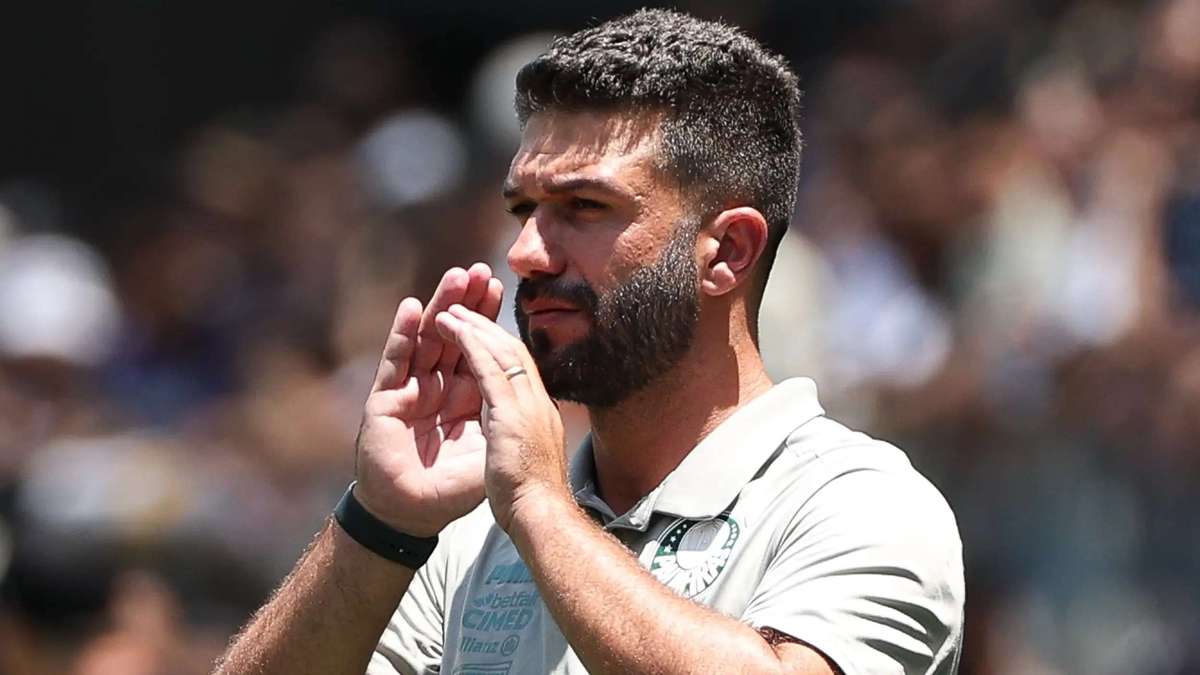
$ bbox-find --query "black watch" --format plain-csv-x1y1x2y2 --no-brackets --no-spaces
333,482,439,569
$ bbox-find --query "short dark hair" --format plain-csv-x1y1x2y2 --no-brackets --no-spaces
514,9,803,293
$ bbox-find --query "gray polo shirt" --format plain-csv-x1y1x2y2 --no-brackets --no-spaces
369,378,964,675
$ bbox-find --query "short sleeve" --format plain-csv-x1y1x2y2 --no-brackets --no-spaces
740,468,965,675
367,545,449,675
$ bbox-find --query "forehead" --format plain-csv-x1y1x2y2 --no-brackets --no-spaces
506,111,663,191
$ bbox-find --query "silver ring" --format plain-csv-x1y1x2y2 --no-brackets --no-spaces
503,366,527,380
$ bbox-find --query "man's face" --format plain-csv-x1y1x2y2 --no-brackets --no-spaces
502,112,701,408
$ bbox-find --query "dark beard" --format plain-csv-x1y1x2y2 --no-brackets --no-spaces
514,225,700,408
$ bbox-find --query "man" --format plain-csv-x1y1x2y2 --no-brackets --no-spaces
216,9,964,675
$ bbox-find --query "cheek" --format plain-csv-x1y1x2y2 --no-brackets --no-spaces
605,223,660,280
551,223,629,290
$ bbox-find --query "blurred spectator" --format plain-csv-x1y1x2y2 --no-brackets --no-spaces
3,3,1200,673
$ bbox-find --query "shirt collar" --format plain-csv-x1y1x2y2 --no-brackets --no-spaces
568,447,615,521
567,377,825,522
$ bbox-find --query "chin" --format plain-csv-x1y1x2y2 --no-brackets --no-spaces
527,328,582,361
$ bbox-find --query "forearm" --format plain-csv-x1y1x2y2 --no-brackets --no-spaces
508,495,787,675
214,520,414,675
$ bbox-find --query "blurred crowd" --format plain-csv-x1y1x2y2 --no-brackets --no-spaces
1,1,1199,673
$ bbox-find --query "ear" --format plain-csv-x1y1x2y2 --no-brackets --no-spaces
698,207,769,297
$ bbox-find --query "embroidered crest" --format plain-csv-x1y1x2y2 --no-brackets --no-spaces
650,514,740,598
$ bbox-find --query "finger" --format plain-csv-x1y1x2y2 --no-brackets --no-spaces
461,262,492,309
457,276,505,374
479,277,504,322
364,386,413,418
367,370,460,421
372,297,423,392
435,312,517,409
448,304,537,370
413,267,470,373
447,304,548,398
436,262,492,374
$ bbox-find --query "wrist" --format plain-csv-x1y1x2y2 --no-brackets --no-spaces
334,482,440,569
505,484,580,542
326,518,418,592
351,481,443,538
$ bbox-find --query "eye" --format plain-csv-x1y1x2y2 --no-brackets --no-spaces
569,197,607,211
505,201,535,218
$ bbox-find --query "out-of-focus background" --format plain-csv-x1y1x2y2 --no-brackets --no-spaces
0,1,1197,673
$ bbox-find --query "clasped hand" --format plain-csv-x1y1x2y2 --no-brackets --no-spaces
353,264,568,539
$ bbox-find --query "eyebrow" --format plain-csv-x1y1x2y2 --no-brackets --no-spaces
501,176,632,201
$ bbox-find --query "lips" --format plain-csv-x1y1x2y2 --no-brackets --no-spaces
525,307,582,326
521,298,581,316
522,299,587,332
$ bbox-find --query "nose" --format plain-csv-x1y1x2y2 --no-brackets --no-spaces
507,216,563,279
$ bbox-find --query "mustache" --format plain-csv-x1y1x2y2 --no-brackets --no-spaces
515,276,599,315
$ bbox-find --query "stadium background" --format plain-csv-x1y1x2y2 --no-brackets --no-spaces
2,1,1199,673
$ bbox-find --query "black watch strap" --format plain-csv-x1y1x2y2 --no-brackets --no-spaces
333,482,439,569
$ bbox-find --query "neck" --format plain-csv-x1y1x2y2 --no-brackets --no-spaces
585,321,773,516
